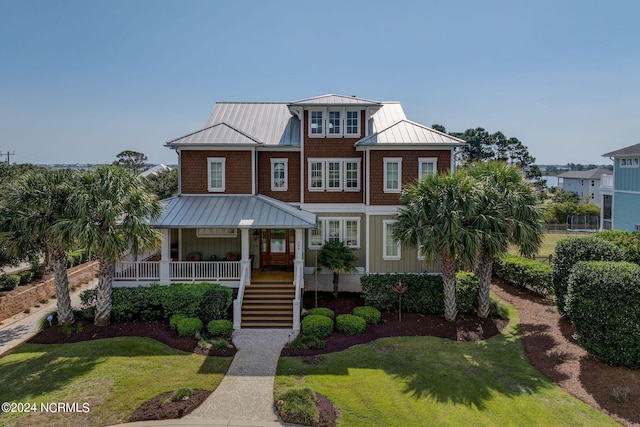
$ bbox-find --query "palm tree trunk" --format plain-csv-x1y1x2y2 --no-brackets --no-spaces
50,246,74,325
442,254,457,322
94,257,115,327
333,272,339,298
476,250,493,318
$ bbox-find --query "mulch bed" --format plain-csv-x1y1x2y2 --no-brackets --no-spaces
29,320,237,357
128,389,211,422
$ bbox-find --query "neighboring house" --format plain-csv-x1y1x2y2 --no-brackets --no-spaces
557,168,609,207
139,163,171,177
115,94,465,330
600,143,640,231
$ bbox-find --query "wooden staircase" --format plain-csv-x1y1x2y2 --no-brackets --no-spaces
241,281,294,328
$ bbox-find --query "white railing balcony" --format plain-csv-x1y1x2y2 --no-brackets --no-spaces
600,174,614,189
114,261,241,282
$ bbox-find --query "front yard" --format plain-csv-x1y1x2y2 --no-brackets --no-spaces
275,303,619,426
0,337,231,426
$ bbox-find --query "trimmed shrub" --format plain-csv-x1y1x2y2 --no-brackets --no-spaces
336,314,366,335
353,306,381,325
176,317,203,337
169,313,187,330
0,274,20,291
207,319,233,338
18,270,33,285
495,255,552,296
307,307,335,320
361,273,477,315
595,230,640,265
301,314,334,339
455,272,480,313
287,334,326,350
565,261,640,368
82,283,232,323
30,262,45,280
552,236,623,314
275,387,319,426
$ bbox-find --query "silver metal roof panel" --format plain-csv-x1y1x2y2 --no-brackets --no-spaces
166,123,261,147
152,195,317,229
290,94,382,106
356,119,466,147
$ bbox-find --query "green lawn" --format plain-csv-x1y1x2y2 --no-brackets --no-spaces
0,337,232,427
509,232,585,258
275,303,618,427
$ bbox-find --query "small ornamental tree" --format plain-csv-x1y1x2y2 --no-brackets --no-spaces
317,240,357,298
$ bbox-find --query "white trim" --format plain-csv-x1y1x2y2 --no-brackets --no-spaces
365,149,370,205
251,148,256,195
382,219,401,260
207,157,226,192
613,189,640,195
345,109,361,138
356,145,462,151
308,217,361,249
309,109,325,137
307,158,361,192
383,157,402,193
365,212,370,272
196,228,237,238
270,158,288,191
418,157,438,179
620,157,640,168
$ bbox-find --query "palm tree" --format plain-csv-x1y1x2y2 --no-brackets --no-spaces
392,172,480,321
465,161,543,317
0,169,77,324
317,240,358,298
55,165,161,326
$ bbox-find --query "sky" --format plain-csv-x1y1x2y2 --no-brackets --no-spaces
1,0,639,167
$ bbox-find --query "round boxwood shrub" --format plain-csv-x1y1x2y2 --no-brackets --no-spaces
169,313,187,330
275,387,319,426
18,271,33,285
353,306,381,324
552,236,623,315
207,319,233,338
0,274,20,291
336,314,366,335
176,317,203,337
565,261,640,368
307,307,335,320
301,314,333,339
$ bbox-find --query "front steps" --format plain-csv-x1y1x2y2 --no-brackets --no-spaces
241,281,294,328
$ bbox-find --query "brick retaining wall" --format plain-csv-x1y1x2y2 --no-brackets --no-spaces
0,261,98,322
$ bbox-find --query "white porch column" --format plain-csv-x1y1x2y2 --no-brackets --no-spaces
159,228,171,284
293,228,304,331
240,227,251,285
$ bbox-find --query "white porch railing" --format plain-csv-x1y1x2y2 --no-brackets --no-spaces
601,174,614,189
114,261,241,282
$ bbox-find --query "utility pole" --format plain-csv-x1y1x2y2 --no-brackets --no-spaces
0,151,15,165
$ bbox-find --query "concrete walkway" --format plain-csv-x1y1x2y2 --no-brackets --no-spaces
0,279,97,357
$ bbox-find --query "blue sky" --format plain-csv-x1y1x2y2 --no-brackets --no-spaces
1,0,638,167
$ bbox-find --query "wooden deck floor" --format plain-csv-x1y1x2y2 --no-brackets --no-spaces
250,269,294,283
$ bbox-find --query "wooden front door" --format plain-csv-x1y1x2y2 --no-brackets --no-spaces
259,229,294,269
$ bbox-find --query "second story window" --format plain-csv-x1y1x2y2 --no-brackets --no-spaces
308,159,361,192
310,111,323,135
384,158,402,193
346,111,359,135
208,157,226,192
328,111,341,134
620,158,639,168
271,158,288,191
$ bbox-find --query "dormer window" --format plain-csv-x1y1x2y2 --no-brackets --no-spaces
346,111,359,136
328,111,341,134
310,111,323,135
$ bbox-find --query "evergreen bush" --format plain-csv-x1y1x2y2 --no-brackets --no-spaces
455,272,480,313
301,314,334,339
176,317,203,337
495,254,552,296
352,306,381,324
595,230,640,265
552,236,623,314
0,274,20,291
169,313,187,330
207,319,233,338
307,307,335,320
565,261,640,368
336,314,366,335
18,270,33,285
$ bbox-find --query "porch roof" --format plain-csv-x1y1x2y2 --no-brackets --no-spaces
151,195,317,229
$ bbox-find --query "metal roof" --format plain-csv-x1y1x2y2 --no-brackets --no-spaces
602,143,640,157
166,123,261,147
557,168,610,180
356,119,466,147
151,195,317,229
289,94,382,106
371,102,407,132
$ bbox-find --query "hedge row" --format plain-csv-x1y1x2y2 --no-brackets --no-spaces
495,254,552,296
552,236,623,314
80,283,232,323
565,261,640,368
360,273,479,314
595,230,640,265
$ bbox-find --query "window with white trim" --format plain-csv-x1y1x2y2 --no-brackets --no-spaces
310,111,323,135
208,157,225,192
308,217,361,249
328,111,341,135
384,158,402,193
383,220,401,260
270,158,288,191
419,157,437,179
307,159,361,192
620,158,639,168
346,111,359,136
